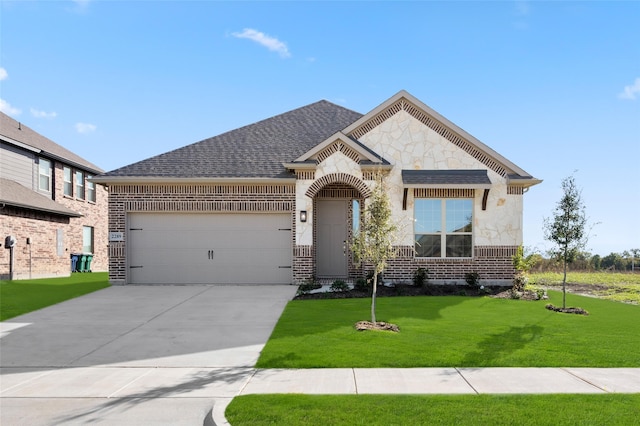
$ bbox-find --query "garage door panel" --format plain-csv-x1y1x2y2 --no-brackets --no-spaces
128,213,292,284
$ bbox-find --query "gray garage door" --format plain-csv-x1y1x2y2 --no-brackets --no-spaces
128,213,292,284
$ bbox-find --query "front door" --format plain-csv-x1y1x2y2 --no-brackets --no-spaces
316,199,348,278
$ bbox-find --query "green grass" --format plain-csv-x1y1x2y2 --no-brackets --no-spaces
0,273,110,321
226,394,640,426
256,291,639,368
531,271,640,304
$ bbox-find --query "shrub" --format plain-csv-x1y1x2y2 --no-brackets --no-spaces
330,280,349,292
465,271,481,288
297,279,321,295
354,278,368,292
412,267,429,287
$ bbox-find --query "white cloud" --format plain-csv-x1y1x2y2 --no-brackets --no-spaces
75,122,96,134
0,67,7,81
232,28,291,58
30,108,57,119
0,98,22,116
618,77,640,100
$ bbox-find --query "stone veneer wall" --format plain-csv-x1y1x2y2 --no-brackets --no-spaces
107,183,296,284
0,163,108,279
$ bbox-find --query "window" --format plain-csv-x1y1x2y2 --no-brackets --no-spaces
75,170,85,200
352,199,360,232
63,166,73,196
87,175,96,202
82,226,94,253
38,158,52,192
414,198,473,258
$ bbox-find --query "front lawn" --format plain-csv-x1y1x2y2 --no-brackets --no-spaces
226,394,640,426
0,273,110,321
256,290,639,368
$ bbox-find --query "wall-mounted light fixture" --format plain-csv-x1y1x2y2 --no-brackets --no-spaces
300,210,307,223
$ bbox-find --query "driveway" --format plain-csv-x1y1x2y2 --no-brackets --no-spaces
0,284,297,425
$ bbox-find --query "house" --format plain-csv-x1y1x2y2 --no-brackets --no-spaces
94,90,540,286
0,112,108,279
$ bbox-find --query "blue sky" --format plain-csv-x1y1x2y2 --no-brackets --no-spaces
1,1,638,256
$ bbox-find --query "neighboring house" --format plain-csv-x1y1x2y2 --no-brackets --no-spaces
0,112,108,279
95,90,540,286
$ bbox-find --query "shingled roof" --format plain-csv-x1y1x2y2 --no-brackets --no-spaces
0,112,103,174
100,100,363,180
0,178,81,217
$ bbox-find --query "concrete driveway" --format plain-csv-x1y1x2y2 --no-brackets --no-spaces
0,284,297,425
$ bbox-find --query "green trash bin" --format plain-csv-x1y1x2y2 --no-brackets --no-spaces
85,254,94,272
78,254,88,272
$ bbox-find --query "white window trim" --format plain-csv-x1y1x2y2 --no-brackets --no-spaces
38,158,52,192
63,166,73,197
75,170,85,200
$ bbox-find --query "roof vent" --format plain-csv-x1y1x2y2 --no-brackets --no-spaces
18,122,21,130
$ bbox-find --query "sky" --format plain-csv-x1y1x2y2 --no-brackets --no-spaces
1,0,638,257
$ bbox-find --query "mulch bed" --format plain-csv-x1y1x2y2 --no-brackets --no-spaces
545,304,589,315
355,321,400,332
295,283,506,300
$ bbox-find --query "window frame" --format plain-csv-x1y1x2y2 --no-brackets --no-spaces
87,175,96,203
75,170,85,200
38,158,52,192
63,166,73,197
82,226,94,253
414,198,474,259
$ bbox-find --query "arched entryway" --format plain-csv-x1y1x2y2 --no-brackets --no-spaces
308,175,370,280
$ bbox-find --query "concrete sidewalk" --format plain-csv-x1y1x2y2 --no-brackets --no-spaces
240,367,640,395
209,367,640,425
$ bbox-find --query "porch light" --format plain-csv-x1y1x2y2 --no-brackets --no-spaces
300,210,307,222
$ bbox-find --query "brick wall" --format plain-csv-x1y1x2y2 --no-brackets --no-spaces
107,183,296,283
382,245,517,285
0,163,108,279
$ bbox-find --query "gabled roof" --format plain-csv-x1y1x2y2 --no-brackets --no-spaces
95,90,540,187
0,178,82,217
0,112,103,174
343,90,540,186
283,132,391,170
97,101,363,182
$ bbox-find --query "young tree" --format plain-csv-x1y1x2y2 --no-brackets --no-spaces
351,173,398,324
543,174,588,308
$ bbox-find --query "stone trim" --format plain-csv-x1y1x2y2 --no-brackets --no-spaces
306,173,371,198
414,188,475,198
348,99,508,177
